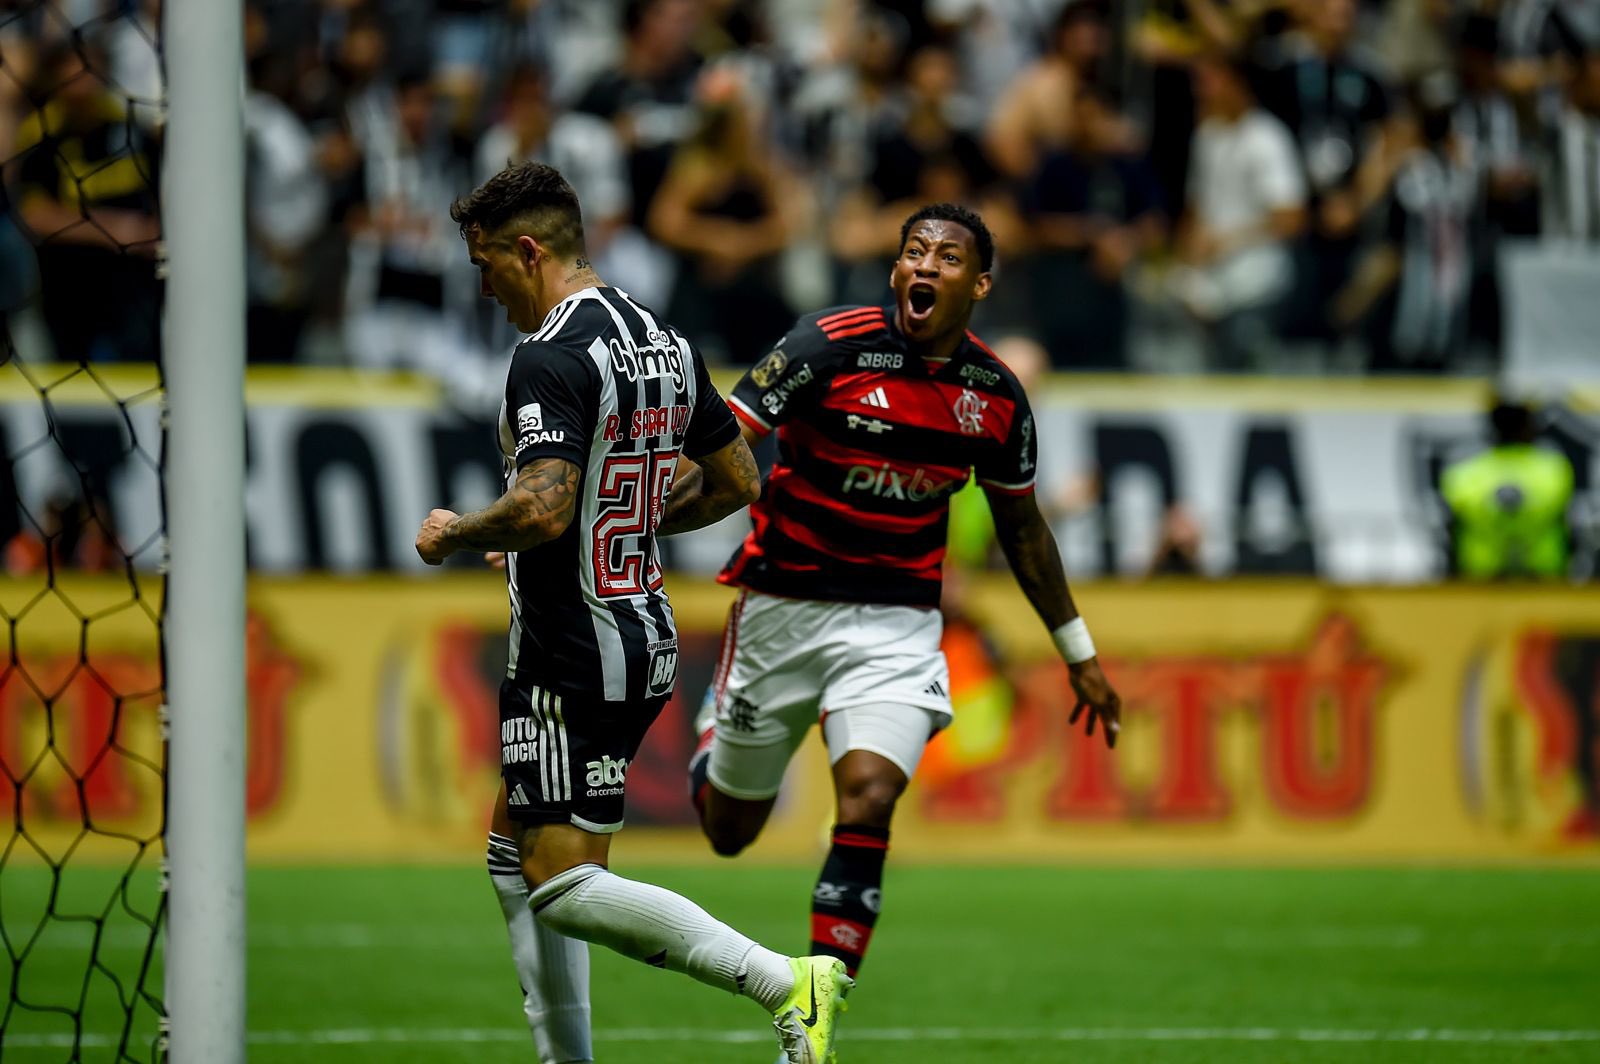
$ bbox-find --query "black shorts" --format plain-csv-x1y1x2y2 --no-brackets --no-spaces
499,679,667,832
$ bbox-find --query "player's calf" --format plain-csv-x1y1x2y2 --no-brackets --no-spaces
812,749,912,977
702,788,778,857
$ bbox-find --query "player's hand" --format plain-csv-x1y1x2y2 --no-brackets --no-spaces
1067,658,1122,749
415,508,459,565
484,552,508,571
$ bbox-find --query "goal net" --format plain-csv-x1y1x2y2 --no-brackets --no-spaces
1,2,168,1058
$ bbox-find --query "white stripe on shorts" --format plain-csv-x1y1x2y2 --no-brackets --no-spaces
550,692,571,802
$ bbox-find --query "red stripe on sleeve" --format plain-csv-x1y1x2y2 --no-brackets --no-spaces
729,399,772,436
823,321,887,341
817,307,883,329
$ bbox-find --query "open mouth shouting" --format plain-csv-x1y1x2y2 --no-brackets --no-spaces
905,282,938,327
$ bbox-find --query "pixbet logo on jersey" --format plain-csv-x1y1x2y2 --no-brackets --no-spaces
842,463,959,501
585,755,629,796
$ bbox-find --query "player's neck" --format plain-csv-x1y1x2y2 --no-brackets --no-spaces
899,316,969,366
534,259,605,324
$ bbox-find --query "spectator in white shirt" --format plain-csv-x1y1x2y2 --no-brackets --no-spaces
1173,53,1307,369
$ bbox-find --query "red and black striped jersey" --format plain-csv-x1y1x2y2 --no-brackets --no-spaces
721,304,1037,608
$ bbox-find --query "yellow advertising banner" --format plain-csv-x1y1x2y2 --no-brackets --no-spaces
3,575,1598,864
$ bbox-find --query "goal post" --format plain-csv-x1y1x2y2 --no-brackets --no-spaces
163,0,248,1060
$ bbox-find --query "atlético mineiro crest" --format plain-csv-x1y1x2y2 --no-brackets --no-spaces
954,389,988,436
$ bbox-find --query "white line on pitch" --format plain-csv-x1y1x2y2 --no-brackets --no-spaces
27,924,1600,951
8,1027,1600,1049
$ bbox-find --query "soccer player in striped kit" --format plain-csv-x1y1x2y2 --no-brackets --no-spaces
416,162,850,1063
685,202,1123,986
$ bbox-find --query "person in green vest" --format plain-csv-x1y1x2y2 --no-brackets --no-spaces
1441,399,1574,579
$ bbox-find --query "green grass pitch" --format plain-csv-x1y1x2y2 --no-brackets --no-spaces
4,863,1599,1062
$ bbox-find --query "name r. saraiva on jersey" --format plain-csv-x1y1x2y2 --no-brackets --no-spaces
602,404,691,442
606,327,685,388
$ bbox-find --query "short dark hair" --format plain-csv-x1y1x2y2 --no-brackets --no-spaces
898,202,994,273
450,162,586,259
1490,399,1537,445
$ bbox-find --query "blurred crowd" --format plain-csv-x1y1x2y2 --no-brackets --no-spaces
3,0,1600,392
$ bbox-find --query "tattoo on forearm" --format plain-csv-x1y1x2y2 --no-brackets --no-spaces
446,459,580,551
658,442,762,536
994,497,1077,630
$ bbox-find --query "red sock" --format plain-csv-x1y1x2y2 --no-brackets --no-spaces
809,824,888,978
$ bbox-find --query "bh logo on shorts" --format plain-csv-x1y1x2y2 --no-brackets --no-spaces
585,755,628,797
646,641,679,696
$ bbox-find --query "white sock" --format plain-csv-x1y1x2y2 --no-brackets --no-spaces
530,863,795,1012
489,834,593,1063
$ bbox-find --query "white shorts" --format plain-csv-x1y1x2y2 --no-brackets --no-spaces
703,590,953,802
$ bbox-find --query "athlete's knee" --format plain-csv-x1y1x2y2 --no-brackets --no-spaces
519,824,610,887
834,765,907,828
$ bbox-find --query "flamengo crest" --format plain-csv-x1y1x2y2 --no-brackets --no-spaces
954,389,988,436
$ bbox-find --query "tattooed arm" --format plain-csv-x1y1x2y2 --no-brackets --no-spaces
657,431,762,536
415,458,581,564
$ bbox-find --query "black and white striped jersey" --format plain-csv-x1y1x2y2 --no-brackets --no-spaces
496,286,740,703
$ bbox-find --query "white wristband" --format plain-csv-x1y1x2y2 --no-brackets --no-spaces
1052,618,1096,664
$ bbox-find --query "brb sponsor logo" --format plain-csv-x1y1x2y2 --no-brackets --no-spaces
959,363,1001,387
501,716,541,766
515,402,565,450
857,351,903,370
842,463,959,502
760,365,813,416
585,755,629,797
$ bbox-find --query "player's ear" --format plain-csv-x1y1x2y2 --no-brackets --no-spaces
971,270,992,303
516,234,542,270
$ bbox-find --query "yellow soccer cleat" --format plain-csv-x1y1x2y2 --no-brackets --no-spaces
772,955,852,1063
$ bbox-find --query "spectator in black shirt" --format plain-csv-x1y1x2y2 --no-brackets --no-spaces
574,0,704,232
10,43,162,363
1026,85,1165,369
1263,0,1394,342
648,67,797,363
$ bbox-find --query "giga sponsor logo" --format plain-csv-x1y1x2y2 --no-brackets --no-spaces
842,463,959,501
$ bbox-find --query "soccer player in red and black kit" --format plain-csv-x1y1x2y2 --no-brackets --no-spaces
415,163,850,1064
683,203,1123,986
